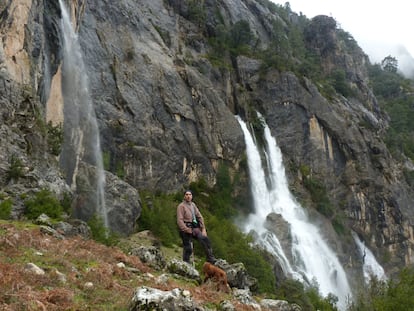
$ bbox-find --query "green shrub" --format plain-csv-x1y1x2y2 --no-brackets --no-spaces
349,268,414,311
0,199,13,220
103,151,110,171
60,192,73,215
138,192,181,248
403,169,414,188
47,122,63,156
24,189,63,220
329,69,353,97
276,279,313,309
306,285,338,310
275,278,339,310
187,0,206,26
87,214,119,246
6,155,24,182
303,177,334,218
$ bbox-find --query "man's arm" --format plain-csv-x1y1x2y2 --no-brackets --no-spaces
177,204,192,234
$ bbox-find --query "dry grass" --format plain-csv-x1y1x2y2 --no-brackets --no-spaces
0,222,150,310
0,222,262,310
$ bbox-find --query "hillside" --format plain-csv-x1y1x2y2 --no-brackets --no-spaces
0,221,261,310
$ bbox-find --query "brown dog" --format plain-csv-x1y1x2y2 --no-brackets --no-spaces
202,262,230,293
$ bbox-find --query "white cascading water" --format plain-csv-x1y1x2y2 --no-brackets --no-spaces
59,0,108,228
352,231,386,284
236,115,352,310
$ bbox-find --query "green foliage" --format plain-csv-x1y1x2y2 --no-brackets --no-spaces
369,63,402,98
303,176,334,218
115,161,125,179
403,169,414,188
299,164,311,178
206,214,275,293
381,55,398,73
46,122,63,156
337,29,359,53
329,69,353,97
137,192,181,247
349,268,414,311
87,214,119,246
187,0,206,26
228,20,254,55
153,25,171,47
60,192,73,215
0,199,13,220
207,19,255,65
276,279,339,310
332,215,346,235
103,151,110,171
6,155,24,182
24,189,63,220
102,151,125,179
368,62,414,161
207,163,236,219
307,285,338,311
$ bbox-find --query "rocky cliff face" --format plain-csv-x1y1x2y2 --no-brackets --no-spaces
1,0,413,281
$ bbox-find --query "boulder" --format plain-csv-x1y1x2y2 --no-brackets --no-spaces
129,286,203,311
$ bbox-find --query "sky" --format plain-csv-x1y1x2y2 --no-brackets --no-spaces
271,0,414,77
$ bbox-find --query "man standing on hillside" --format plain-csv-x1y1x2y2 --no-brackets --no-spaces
177,190,216,264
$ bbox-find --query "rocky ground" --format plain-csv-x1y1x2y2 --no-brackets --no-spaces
0,220,298,311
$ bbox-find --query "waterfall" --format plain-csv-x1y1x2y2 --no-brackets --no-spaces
236,115,352,310
352,232,386,284
58,0,108,228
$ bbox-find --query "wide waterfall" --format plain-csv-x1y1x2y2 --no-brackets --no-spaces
58,0,108,228
236,115,352,310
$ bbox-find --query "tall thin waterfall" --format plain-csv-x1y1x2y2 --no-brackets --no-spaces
352,232,386,284
236,115,352,310
58,0,108,228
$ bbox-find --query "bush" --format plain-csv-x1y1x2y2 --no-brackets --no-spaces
349,268,414,311
303,176,334,218
60,192,73,215
47,122,63,156
6,155,24,182
0,199,12,220
87,214,119,246
24,189,63,220
137,192,181,248
276,279,314,309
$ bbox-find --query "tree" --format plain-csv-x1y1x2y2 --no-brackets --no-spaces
381,55,398,73
229,20,254,53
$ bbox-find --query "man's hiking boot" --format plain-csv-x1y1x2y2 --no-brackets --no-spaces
207,248,217,264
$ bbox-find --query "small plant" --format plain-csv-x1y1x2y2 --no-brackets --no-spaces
303,176,335,218
0,199,13,220
47,122,63,156
153,25,171,47
24,189,63,220
6,155,24,182
60,192,73,215
102,151,111,171
87,214,119,246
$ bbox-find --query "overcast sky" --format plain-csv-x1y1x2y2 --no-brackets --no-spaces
271,0,414,76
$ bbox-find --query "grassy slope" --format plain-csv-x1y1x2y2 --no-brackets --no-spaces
0,221,259,311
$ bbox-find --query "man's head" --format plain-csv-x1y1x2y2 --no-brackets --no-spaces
184,190,193,202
